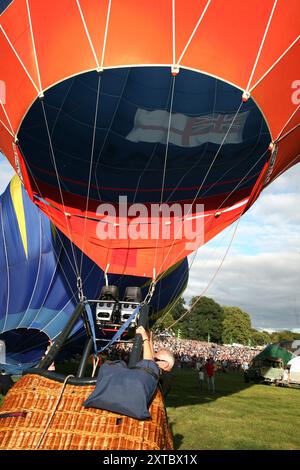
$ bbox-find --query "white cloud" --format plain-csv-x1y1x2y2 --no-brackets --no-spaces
188,164,300,331
0,156,15,195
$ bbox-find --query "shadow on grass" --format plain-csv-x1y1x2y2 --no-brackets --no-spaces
165,368,254,408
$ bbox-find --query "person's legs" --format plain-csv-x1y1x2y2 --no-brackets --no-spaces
211,376,215,393
207,376,211,391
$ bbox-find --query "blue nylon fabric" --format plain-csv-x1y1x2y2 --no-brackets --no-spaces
0,178,188,372
18,67,271,206
0,0,13,14
0,180,103,372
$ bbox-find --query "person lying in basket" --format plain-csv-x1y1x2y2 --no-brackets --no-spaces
83,327,174,420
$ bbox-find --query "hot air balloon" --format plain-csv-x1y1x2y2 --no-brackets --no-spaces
0,0,299,451
0,0,298,284
0,176,104,373
0,176,188,373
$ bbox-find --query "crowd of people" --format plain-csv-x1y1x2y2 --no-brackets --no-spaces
154,336,260,371
105,335,260,372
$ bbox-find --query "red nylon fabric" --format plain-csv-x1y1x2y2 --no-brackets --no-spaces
0,0,299,276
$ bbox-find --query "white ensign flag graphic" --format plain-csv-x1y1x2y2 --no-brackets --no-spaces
126,109,249,147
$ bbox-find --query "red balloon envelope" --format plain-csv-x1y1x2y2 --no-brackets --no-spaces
0,0,299,277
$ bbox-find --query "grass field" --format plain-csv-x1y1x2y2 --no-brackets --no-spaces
1,368,300,450
166,368,300,450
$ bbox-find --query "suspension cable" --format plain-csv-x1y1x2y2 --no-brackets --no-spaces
25,0,43,97
245,0,278,94
17,142,84,290
40,99,81,278
0,24,40,95
79,73,102,279
156,99,244,276
16,214,43,329
154,139,272,333
177,0,212,67
75,0,101,71
0,98,15,138
153,75,177,274
249,35,300,94
166,216,241,332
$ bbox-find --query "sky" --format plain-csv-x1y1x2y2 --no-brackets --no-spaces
0,153,299,332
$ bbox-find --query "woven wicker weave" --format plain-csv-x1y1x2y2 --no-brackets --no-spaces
0,374,173,450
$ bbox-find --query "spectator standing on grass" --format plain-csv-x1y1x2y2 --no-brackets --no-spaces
205,357,216,394
198,365,205,392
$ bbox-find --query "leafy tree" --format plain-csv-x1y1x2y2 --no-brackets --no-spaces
270,330,300,343
153,311,176,333
250,329,271,346
179,296,224,343
152,297,187,335
222,306,252,345
169,297,187,321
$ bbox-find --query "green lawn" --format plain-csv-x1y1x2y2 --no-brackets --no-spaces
1,368,300,450
166,368,300,450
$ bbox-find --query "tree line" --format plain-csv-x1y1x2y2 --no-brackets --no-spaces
155,296,300,346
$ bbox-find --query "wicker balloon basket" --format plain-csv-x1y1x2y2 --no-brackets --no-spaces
0,373,173,450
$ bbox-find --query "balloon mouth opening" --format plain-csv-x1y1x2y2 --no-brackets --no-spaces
0,328,49,369
17,66,271,209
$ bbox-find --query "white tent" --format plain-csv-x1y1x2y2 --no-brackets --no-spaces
287,356,300,385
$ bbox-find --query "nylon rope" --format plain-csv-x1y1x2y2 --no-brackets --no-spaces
15,213,43,329
79,73,102,280
138,74,177,304
249,35,300,93
154,223,232,332
156,99,244,276
35,374,75,449
177,0,212,66
26,235,69,332
160,144,269,276
165,216,242,332
276,103,300,141
272,153,300,181
153,75,177,277
245,0,278,93
164,95,265,206
16,142,89,332
100,0,112,70
75,0,101,70
92,355,100,377
25,0,43,96
276,124,300,144
121,74,178,288
0,118,14,139
0,24,40,95
40,262,102,338
0,99,14,137
96,70,176,290
154,133,272,332
40,100,81,278
164,78,218,205
172,0,176,67
0,182,86,351
94,68,131,201
17,143,80,282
